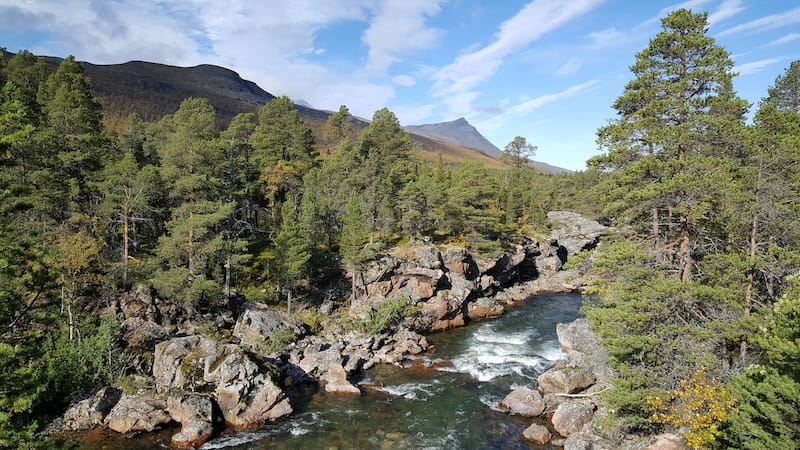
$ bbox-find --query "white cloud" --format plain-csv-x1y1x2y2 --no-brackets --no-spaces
433,0,604,114
392,74,417,87
392,103,436,125
719,7,800,37
707,0,745,26
768,32,800,46
635,0,713,30
733,58,783,75
588,28,625,48
477,80,599,134
362,0,445,72
556,58,582,76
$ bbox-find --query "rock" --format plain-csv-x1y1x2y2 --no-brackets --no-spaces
105,394,171,434
322,364,361,396
122,317,169,350
523,423,552,445
233,302,305,351
646,433,685,450
153,336,214,392
167,393,215,448
537,366,595,395
216,374,292,428
59,387,123,431
535,255,563,276
298,345,345,376
551,400,595,437
443,247,479,280
563,431,593,450
410,245,442,270
557,318,598,355
467,297,504,320
547,211,608,258
499,387,545,416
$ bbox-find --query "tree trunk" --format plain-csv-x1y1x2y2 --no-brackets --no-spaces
224,254,231,299
122,209,129,287
350,265,357,307
287,289,292,316
652,207,661,264
740,213,758,361
679,213,691,282
188,210,195,278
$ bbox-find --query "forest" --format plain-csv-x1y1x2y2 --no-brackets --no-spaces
1,9,798,449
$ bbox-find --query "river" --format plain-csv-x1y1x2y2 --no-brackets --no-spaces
76,293,583,449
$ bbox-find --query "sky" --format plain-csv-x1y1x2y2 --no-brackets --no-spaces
2,0,799,171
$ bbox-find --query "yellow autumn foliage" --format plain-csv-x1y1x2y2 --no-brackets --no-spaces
646,367,738,449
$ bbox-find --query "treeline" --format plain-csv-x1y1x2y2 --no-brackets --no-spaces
580,10,800,449
0,50,595,445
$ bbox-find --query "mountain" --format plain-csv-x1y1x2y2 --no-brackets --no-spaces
406,118,572,173
3,50,570,171
405,117,501,156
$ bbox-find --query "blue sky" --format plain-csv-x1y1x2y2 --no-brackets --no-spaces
2,0,799,170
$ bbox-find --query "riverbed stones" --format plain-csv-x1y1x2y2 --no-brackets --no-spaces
322,364,361,396
105,394,171,434
499,387,545,416
523,423,552,445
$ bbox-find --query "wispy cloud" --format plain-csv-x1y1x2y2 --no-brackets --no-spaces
719,7,800,36
733,58,783,75
556,58,582,76
362,0,445,72
433,0,604,115
392,74,417,87
708,0,745,26
588,28,625,49
767,32,800,47
636,0,713,30
477,80,600,133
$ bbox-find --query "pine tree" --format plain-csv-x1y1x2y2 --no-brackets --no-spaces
340,192,372,305
502,136,536,170
592,9,748,281
273,199,311,315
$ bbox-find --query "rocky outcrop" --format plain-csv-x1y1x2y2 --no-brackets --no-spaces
105,394,171,434
122,317,169,350
57,387,122,431
233,302,306,352
537,366,596,395
152,335,292,428
167,393,216,448
547,211,608,257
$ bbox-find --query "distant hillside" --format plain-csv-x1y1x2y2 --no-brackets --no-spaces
406,117,572,173
406,117,501,156
5,50,568,170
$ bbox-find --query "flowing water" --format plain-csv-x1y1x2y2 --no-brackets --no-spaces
75,293,583,449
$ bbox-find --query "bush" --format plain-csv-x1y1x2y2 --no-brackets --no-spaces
346,296,415,336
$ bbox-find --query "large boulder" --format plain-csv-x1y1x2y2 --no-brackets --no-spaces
122,317,169,350
105,394,171,434
152,335,292,428
547,211,608,258
551,400,595,437
442,247,479,280
523,423,552,445
537,366,596,395
216,373,292,428
321,364,361,396
557,318,599,355
58,387,122,431
233,302,305,351
167,393,215,448
467,297,504,321
499,387,545,416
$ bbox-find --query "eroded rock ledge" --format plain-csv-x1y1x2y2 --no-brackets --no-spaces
50,211,608,448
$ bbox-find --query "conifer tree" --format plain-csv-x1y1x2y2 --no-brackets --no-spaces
592,9,747,281
340,192,372,305
273,199,311,314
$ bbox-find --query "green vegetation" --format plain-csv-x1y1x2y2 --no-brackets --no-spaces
584,9,800,448
0,8,798,448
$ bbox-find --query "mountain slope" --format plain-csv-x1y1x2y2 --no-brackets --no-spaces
405,118,501,156
5,50,562,170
